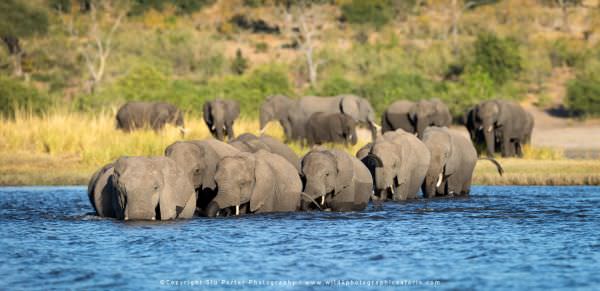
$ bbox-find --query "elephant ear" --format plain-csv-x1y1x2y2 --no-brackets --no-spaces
330,150,354,192
249,154,275,212
444,134,459,177
361,153,381,186
492,100,504,126
339,96,360,121
203,101,213,125
158,158,193,219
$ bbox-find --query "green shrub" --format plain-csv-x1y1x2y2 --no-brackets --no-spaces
314,75,355,96
129,0,215,15
255,42,269,53
472,32,521,85
231,49,249,75
548,38,586,68
440,68,495,117
341,0,393,28
566,61,600,117
0,75,50,118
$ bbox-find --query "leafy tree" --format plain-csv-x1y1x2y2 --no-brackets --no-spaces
566,61,600,117
0,0,48,76
472,32,521,85
341,0,393,28
0,75,50,117
130,0,215,15
231,49,249,75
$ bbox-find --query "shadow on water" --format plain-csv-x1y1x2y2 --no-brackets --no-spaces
1,185,600,289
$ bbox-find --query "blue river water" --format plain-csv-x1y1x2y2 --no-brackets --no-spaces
1,186,599,290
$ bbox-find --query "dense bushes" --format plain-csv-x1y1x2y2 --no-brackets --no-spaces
566,61,600,117
341,0,394,28
472,33,521,85
0,76,50,117
129,0,215,15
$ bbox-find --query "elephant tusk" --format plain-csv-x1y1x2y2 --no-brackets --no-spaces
151,216,156,221
487,126,493,132
320,195,325,205
389,185,395,195
124,216,129,221
259,128,266,135
371,122,381,130
235,205,240,216
177,126,188,133
436,173,443,188
479,125,483,130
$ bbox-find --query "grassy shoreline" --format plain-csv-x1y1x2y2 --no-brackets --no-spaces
1,111,599,186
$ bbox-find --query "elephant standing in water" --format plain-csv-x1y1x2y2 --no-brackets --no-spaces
298,95,379,141
421,127,503,198
382,99,452,138
301,149,372,211
304,112,357,146
164,139,239,216
205,150,303,217
88,157,196,220
203,99,240,141
116,101,186,135
356,129,430,201
465,100,534,157
229,133,301,172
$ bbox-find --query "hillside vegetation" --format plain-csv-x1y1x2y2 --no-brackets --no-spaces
1,0,600,119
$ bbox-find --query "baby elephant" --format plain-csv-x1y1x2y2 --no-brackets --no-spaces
116,101,185,135
301,149,372,211
229,133,301,172
205,150,303,217
203,99,240,141
88,156,197,220
305,112,357,146
356,129,430,201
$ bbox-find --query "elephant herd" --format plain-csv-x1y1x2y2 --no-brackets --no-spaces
115,96,533,159
89,130,504,220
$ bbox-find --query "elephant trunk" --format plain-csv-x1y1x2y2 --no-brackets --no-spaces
483,124,495,157
422,174,437,198
205,201,220,218
304,181,326,206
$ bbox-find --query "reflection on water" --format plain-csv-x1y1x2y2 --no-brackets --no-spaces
1,186,599,289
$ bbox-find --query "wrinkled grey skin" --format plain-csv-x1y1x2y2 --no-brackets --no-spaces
116,101,185,134
301,149,372,212
305,112,357,146
205,150,303,217
408,99,452,139
88,157,196,220
381,100,415,134
356,129,430,201
259,95,305,141
468,100,534,157
229,133,301,172
298,95,378,141
164,139,239,216
203,99,240,141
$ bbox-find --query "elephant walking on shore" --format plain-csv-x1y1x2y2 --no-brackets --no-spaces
203,99,240,141
164,139,239,216
298,95,379,141
421,127,503,198
356,129,430,201
259,95,304,141
88,156,197,220
305,112,357,146
205,150,303,217
382,99,452,138
116,101,185,135
301,149,372,211
465,100,534,157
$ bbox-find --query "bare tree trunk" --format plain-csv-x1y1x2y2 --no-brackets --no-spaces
451,0,460,55
68,2,124,93
559,0,570,32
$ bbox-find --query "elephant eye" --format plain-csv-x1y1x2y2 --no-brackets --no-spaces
194,168,201,174
153,184,160,190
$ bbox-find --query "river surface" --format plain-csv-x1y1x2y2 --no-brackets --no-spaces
1,186,599,290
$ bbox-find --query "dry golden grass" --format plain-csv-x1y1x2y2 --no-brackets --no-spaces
1,110,599,186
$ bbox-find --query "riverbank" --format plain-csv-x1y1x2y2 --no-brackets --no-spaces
1,111,599,186
1,152,599,186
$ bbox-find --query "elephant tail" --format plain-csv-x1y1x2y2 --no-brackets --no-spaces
478,158,504,176
300,192,323,211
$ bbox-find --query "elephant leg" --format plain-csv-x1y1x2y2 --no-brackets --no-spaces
501,132,512,157
515,141,524,158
